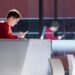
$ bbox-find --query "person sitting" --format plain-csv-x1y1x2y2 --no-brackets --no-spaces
45,21,64,40
0,9,27,39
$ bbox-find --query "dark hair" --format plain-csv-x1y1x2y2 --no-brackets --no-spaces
7,9,21,19
51,21,59,27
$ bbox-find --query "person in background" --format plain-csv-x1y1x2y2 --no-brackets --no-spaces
45,21,64,40
0,9,27,39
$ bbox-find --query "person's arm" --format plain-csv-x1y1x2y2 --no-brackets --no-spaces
3,24,18,39
45,29,58,40
52,35,58,40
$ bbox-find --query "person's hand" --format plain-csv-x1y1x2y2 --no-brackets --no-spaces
17,31,28,39
58,35,64,40
17,32,25,39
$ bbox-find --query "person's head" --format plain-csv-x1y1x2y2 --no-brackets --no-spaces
50,21,59,32
6,9,21,27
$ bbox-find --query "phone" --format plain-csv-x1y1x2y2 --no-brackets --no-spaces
24,31,28,35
